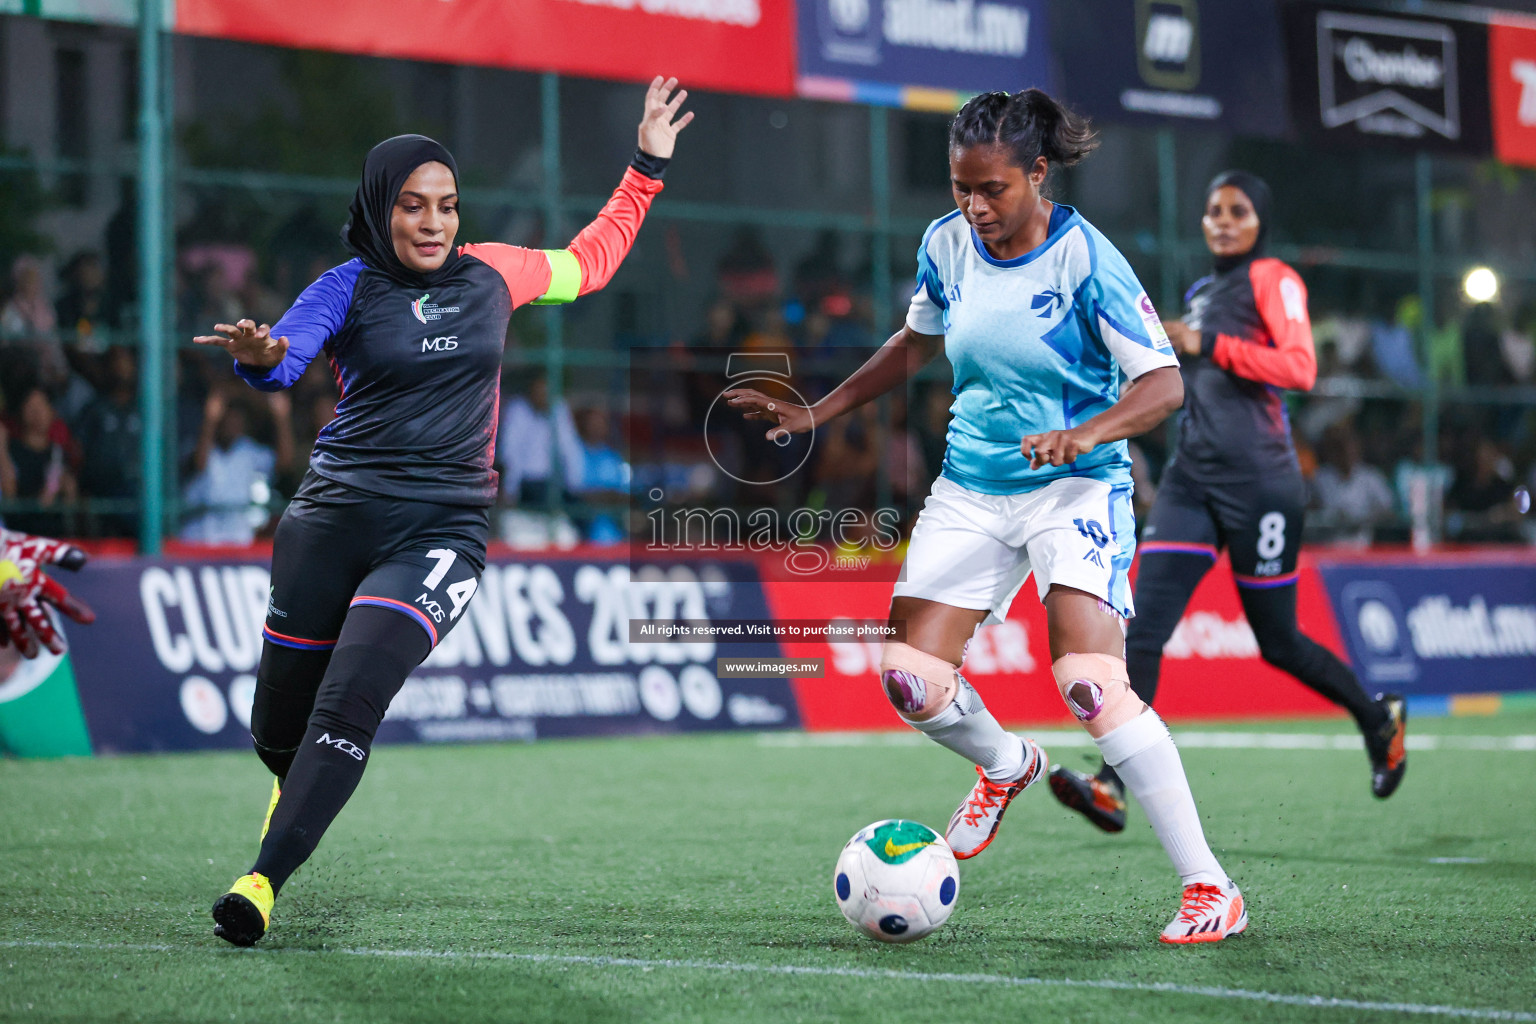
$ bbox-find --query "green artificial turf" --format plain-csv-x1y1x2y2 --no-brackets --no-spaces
2,712,1534,1024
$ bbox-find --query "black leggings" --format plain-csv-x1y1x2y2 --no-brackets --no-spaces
1124,551,1384,731
250,606,431,892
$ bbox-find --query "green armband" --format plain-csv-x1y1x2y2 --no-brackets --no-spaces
531,249,582,305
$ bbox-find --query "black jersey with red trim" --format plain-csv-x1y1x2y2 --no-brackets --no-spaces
1173,256,1318,485
234,167,662,507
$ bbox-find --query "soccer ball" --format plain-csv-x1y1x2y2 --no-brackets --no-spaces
833,819,959,943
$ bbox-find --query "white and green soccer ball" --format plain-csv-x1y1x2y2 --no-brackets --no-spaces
833,819,959,943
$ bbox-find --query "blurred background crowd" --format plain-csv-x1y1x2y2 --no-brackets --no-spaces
2,14,1534,552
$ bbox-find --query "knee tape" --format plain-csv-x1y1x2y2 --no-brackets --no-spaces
1052,653,1144,735
880,643,964,721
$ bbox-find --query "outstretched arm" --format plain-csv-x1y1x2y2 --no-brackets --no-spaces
725,326,943,441
566,76,692,297
466,78,691,308
194,262,357,391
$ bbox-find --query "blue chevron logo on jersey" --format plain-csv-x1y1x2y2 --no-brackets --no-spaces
1031,288,1065,318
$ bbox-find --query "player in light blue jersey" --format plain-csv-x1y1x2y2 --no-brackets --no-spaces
729,89,1246,944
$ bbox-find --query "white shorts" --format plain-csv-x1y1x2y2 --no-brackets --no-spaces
893,475,1137,624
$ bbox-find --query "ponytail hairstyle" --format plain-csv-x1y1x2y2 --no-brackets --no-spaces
949,88,1098,184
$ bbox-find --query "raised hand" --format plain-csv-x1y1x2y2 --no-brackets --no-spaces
193,319,289,370
725,388,815,443
0,528,94,658
638,76,694,160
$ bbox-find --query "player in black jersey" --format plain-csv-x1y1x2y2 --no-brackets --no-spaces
1049,171,1407,833
193,79,692,945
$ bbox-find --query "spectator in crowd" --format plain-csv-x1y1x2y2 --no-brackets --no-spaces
1463,302,1513,387
74,345,143,536
915,383,951,489
792,230,848,314
1,255,65,383
498,376,583,505
574,406,630,495
1500,301,1536,384
1369,297,1426,389
810,402,881,513
0,387,80,536
103,182,137,328
180,388,293,545
1,255,57,343
1296,338,1364,444
1312,423,1396,546
716,227,779,316
573,406,631,544
690,298,746,350
55,251,112,348
884,393,928,509
1447,436,1521,543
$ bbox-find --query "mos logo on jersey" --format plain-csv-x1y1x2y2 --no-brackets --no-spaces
411,292,461,324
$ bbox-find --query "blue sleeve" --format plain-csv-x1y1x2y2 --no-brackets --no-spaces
1080,231,1178,379
905,216,953,336
233,260,361,392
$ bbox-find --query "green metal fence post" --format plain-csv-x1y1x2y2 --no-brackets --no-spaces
1416,151,1440,542
869,106,892,333
1156,128,1179,316
541,73,565,520
870,104,893,512
137,0,166,554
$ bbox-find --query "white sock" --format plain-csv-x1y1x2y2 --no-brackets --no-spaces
901,682,1026,782
1096,711,1227,888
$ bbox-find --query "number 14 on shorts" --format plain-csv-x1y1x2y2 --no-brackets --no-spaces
418,548,477,624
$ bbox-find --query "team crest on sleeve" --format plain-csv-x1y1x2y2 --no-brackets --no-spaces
1279,277,1306,322
1139,293,1172,350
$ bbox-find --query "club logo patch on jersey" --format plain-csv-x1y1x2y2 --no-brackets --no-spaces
1138,292,1173,350
1279,277,1307,322
1032,288,1065,317
411,292,461,324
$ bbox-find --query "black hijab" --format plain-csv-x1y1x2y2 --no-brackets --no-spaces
1204,169,1272,275
341,134,461,288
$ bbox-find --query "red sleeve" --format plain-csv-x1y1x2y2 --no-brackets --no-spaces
457,242,553,309
1210,258,1318,391
567,167,664,296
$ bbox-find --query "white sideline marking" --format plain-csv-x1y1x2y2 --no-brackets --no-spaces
757,731,1536,752
1,940,1532,1021
1427,857,1488,864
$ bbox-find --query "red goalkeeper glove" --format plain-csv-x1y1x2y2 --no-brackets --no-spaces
0,528,95,658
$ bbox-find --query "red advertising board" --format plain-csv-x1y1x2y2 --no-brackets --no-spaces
766,554,1341,732
1491,19,1536,168
175,0,796,98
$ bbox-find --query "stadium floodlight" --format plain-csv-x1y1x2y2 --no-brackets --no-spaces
1463,266,1499,303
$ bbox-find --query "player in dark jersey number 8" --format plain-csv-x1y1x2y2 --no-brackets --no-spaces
1049,171,1408,834
194,78,692,946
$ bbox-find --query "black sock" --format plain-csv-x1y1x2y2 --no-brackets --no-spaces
251,644,332,780
251,607,430,892
1238,584,1388,734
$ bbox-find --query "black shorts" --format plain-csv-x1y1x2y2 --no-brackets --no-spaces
262,473,490,652
1140,462,1306,588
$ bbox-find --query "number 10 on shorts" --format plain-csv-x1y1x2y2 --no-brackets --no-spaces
422,548,478,621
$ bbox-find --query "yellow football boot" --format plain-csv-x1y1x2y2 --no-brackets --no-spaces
212,872,275,946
